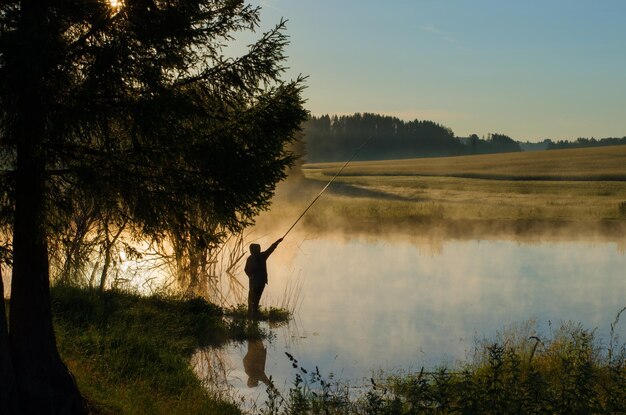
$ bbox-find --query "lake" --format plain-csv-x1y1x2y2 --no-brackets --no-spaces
193,231,626,406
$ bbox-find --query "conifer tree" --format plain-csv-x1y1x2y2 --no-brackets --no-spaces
0,1,306,413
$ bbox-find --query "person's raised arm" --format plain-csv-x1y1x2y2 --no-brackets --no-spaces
263,238,283,258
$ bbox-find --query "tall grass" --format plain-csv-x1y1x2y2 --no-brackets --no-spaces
275,272,305,316
256,318,626,415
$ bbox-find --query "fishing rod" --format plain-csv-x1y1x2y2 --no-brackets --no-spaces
281,134,375,240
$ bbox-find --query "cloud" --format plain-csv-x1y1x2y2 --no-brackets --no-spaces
420,25,442,35
420,24,464,49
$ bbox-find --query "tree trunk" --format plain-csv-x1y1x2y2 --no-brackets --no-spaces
99,219,111,292
60,214,92,285
187,248,200,297
99,219,126,292
7,3,86,412
10,139,87,415
0,269,20,415
88,260,101,288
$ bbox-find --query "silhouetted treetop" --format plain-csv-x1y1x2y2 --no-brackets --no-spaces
1,0,307,238
303,113,465,162
457,133,523,155
547,136,626,150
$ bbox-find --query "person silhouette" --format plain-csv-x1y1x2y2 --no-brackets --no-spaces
243,338,271,388
244,238,282,320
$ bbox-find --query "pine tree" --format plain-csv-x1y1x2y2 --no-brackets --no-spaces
0,1,306,413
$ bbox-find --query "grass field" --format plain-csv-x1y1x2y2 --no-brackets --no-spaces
278,146,626,237
305,145,626,181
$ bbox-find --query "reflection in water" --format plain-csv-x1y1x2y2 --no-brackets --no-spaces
243,339,271,388
213,233,626,405
191,346,240,402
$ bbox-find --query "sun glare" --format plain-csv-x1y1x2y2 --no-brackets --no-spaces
108,0,123,11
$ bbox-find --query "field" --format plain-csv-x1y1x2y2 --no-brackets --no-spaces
306,145,626,181
276,145,626,238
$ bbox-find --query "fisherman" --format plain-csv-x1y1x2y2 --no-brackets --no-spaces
244,238,283,320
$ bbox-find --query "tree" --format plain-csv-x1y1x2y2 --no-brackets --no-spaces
303,113,465,162
0,0,306,413
469,133,480,154
464,133,521,154
488,133,522,153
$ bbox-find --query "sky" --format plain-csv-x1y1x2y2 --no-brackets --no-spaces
246,0,626,141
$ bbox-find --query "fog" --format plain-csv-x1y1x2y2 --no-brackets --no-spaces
200,229,626,407
262,234,626,349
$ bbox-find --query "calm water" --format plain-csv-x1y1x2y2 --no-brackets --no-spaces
193,233,626,405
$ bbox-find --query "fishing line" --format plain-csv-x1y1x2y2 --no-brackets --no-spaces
281,133,375,239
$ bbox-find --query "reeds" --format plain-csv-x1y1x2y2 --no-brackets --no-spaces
276,272,304,315
256,317,626,415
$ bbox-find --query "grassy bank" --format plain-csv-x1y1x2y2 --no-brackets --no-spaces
50,286,274,415
43,288,626,415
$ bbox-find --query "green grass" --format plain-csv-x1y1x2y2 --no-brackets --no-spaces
226,304,292,323
4,286,293,414
50,286,249,415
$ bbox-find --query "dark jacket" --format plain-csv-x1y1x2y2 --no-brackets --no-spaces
244,240,279,286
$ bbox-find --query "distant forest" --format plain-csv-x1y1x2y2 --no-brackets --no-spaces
303,113,521,162
547,136,626,150
301,113,626,162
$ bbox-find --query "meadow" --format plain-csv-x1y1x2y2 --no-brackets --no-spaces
291,145,626,237
306,145,626,181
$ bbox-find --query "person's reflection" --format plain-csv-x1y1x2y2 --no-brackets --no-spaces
243,338,270,388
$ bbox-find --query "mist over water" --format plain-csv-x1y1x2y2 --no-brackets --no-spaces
206,230,626,405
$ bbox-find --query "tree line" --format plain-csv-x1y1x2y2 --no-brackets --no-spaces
302,113,521,162
547,136,626,150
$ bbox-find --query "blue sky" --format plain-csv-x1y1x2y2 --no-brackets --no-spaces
249,1,626,141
